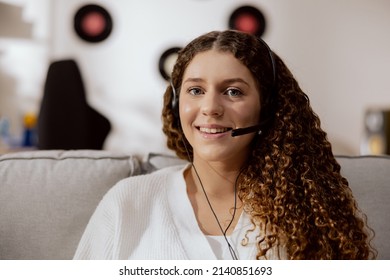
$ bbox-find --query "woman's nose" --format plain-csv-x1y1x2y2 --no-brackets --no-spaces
201,92,224,117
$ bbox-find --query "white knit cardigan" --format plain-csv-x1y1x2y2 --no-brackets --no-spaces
73,165,286,260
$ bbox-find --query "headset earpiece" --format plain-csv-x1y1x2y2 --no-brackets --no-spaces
257,37,276,91
170,81,179,119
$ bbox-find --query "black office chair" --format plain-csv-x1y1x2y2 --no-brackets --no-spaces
38,59,111,150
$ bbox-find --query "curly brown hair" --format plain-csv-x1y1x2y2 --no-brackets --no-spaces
162,30,376,259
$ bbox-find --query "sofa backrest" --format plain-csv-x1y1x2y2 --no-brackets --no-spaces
336,155,390,259
0,150,141,259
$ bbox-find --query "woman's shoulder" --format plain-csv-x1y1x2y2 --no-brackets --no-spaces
108,163,188,197
92,164,188,216
125,163,187,183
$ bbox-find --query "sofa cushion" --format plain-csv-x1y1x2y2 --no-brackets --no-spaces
141,152,187,173
0,150,141,260
336,155,390,259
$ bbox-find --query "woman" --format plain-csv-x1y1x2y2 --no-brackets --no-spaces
74,30,375,260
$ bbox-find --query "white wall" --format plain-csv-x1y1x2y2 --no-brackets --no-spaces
269,0,390,155
1,0,390,156
0,0,50,141
49,0,269,156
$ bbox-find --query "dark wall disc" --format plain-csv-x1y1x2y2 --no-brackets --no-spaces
74,4,113,43
229,6,266,37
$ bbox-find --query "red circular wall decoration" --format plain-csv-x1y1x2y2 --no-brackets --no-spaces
158,47,181,81
229,6,266,37
74,4,113,43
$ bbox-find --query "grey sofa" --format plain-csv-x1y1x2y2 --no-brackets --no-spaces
0,150,389,259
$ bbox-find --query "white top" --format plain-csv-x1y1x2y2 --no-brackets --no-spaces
205,211,258,260
74,164,287,259
206,235,233,259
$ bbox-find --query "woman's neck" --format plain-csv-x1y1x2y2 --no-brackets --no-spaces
190,156,243,197
184,158,244,236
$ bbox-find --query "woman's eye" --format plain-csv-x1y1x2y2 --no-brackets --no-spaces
225,88,242,97
188,88,203,95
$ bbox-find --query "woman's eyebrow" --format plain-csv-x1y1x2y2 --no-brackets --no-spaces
183,77,250,86
221,78,250,87
183,77,205,84
222,78,250,86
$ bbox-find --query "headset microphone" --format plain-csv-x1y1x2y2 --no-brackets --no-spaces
231,125,262,137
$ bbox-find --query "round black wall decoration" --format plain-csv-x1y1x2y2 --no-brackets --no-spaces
229,5,266,37
158,47,181,81
74,4,113,43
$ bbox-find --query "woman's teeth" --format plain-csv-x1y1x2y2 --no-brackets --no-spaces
199,127,230,134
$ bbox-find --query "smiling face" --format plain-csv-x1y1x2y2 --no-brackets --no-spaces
179,49,261,166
